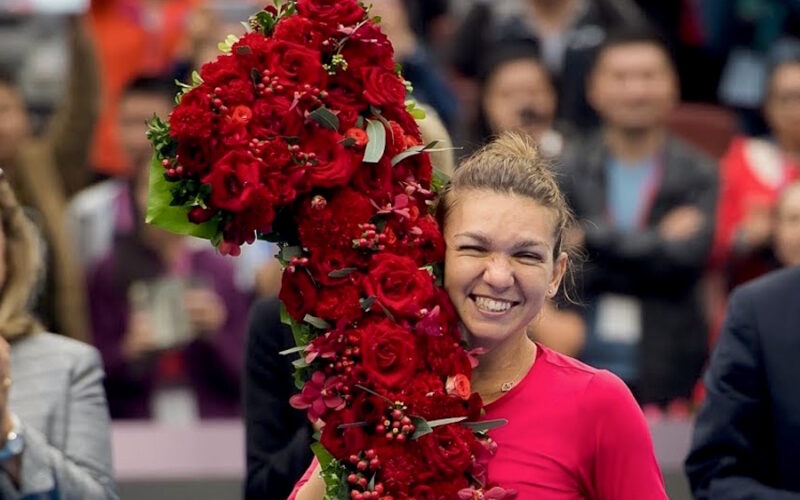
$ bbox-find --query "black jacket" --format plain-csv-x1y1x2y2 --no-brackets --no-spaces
685,266,800,499
557,133,719,404
243,298,313,499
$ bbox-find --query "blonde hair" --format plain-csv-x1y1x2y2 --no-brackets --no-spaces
440,132,573,257
0,176,43,340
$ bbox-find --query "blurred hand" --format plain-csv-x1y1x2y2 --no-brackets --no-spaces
371,0,418,61
658,206,705,241
0,337,11,439
122,311,160,361
738,202,773,250
183,288,227,336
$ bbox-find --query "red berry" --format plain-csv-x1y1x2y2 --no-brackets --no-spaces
349,455,359,464
396,433,407,443
365,449,376,460
348,474,358,484
357,461,368,472
369,458,380,469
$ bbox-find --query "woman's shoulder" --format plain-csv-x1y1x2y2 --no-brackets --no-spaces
14,333,102,370
537,345,639,414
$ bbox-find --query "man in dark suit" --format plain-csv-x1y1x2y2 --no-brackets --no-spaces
243,298,313,499
685,266,800,499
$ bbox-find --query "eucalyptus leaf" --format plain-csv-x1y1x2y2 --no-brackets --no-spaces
278,345,307,356
360,296,377,311
410,416,432,440
292,357,309,369
427,416,467,428
279,245,302,262
145,156,219,240
303,314,333,331
328,267,357,279
363,119,386,163
309,106,340,130
461,419,509,433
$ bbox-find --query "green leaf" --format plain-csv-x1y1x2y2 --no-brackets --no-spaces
278,345,306,356
328,267,357,279
145,156,219,240
405,99,426,120
191,70,204,86
279,245,302,262
292,357,310,369
431,167,451,194
309,106,340,130
339,137,357,148
461,419,509,433
311,442,334,470
360,296,377,311
304,314,333,331
363,119,386,163
410,416,432,440
390,140,440,167
427,416,467,428
377,301,395,322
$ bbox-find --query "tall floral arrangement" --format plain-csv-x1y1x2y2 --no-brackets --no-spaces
146,1,514,498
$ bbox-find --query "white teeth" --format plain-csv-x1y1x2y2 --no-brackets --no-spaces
474,296,513,312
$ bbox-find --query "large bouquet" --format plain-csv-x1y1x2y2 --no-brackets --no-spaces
146,1,515,498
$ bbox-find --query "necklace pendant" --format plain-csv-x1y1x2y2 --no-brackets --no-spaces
500,381,514,392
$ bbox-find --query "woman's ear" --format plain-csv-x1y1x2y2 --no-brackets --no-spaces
548,251,568,297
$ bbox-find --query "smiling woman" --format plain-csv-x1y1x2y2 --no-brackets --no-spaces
291,132,669,499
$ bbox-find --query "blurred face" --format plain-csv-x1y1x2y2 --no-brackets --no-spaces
775,185,800,267
444,189,567,351
119,91,174,171
764,63,800,151
588,43,678,132
483,59,556,142
0,83,30,163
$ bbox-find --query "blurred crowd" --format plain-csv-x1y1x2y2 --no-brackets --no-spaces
0,0,799,429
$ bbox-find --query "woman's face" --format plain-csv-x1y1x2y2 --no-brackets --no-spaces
483,59,556,142
443,189,567,351
775,184,800,267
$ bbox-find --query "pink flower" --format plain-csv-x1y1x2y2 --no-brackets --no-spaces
289,371,345,422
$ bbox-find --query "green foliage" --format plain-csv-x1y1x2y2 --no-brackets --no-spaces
405,99,426,120
363,119,386,163
311,444,349,500
309,106,340,131
144,156,219,240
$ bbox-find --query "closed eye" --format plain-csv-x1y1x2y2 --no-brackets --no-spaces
457,245,486,254
515,252,544,264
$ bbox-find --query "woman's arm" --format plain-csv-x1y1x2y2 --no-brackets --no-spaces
4,347,117,499
288,459,325,500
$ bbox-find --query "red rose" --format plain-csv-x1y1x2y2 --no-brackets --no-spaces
446,374,472,400
382,104,421,142
296,0,365,26
315,284,362,324
175,139,212,176
419,425,475,477
361,67,407,107
279,269,318,321
359,319,418,389
320,408,367,461
326,75,366,112
363,253,435,319
169,88,216,140
199,54,242,88
307,246,364,286
351,156,393,204
231,32,272,68
298,188,374,251
340,24,394,72
251,96,304,137
413,479,469,500
265,40,326,88
426,335,473,379
405,215,446,265
303,129,361,189
351,393,387,424
215,78,255,106
272,15,328,50
202,150,261,212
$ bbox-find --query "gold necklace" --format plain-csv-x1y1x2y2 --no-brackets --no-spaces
499,342,536,393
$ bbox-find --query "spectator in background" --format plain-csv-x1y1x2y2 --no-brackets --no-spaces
558,28,718,405
0,17,97,344
86,89,250,421
713,52,800,289
475,40,564,155
87,0,199,177
0,174,116,499
244,298,313,500
773,181,800,268
371,0,458,131
685,265,800,498
451,0,646,132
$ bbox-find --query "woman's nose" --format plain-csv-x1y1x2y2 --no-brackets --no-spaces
482,255,514,290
